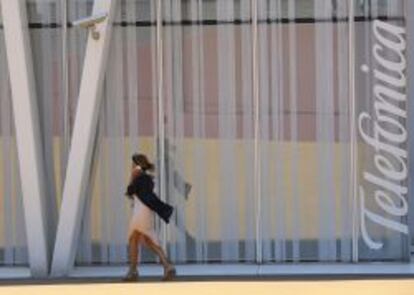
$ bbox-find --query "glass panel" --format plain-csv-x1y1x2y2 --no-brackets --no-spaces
0,2,29,266
260,0,352,262
354,0,404,18
355,0,409,261
26,0,64,249
56,0,411,266
163,0,256,263
75,0,159,265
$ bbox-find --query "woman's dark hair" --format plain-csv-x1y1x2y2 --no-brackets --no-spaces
132,153,155,172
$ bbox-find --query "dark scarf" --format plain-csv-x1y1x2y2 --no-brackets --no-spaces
125,172,173,223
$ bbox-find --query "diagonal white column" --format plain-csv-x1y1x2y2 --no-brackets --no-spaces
0,0,49,277
51,0,116,277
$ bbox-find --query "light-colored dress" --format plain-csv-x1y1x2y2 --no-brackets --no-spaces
128,196,159,246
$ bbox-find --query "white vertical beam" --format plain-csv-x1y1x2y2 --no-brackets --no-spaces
0,0,49,277
51,0,116,277
251,0,261,264
348,0,358,263
156,0,167,255
61,0,70,167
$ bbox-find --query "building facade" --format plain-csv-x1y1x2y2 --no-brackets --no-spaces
0,0,413,278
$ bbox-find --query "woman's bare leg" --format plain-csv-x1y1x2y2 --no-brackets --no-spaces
124,230,140,281
142,235,175,280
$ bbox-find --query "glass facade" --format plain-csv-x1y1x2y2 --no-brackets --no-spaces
355,0,408,261
0,1,28,266
0,0,411,269
27,0,64,257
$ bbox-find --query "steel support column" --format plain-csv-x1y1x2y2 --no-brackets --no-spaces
51,0,116,277
0,0,49,277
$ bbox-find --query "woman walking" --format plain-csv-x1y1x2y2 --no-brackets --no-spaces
124,153,175,282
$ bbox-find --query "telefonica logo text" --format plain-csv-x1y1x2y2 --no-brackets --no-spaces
358,20,407,250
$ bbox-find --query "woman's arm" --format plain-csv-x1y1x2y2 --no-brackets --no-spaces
125,167,141,198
